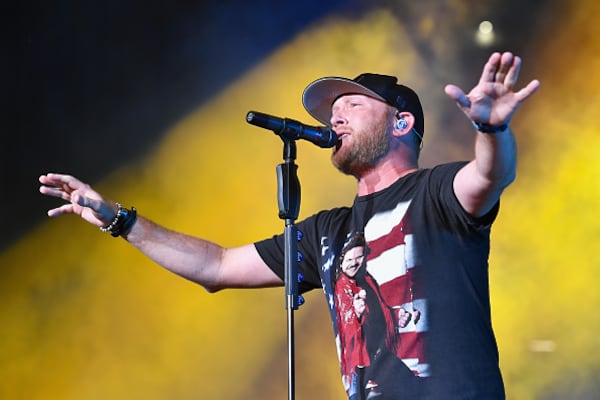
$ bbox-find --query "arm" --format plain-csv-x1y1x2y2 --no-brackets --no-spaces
38,173,283,292
445,52,540,217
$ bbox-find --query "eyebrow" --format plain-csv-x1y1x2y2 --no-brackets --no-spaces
332,95,365,111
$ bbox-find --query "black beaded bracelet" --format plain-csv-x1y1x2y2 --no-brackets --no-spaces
100,203,138,237
472,120,508,134
100,203,124,233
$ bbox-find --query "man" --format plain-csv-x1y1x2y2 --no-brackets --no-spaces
334,232,417,400
39,52,540,399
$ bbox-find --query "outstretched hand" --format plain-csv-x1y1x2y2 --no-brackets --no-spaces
39,173,118,227
444,52,540,126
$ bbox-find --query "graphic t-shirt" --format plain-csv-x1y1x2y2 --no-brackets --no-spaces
255,162,505,399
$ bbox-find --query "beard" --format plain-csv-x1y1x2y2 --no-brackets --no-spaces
331,117,392,177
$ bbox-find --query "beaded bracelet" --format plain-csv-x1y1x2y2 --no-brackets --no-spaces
100,203,138,237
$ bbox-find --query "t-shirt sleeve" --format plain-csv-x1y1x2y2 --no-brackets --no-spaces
254,212,329,293
427,161,500,232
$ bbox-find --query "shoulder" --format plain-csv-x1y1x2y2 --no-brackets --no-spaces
298,206,353,230
420,161,469,180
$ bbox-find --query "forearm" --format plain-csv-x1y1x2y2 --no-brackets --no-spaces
118,214,282,291
122,215,225,292
473,127,517,189
454,126,518,217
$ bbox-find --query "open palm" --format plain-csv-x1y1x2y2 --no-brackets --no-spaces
445,52,540,126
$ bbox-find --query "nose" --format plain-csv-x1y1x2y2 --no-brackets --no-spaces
330,110,347,128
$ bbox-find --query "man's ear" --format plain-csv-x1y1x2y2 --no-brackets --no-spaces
392,112,415,136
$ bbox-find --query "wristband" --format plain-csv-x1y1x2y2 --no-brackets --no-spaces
472,120,508,134
100,203,138,237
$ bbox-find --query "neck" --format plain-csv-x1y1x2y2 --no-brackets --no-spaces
355,153,418,196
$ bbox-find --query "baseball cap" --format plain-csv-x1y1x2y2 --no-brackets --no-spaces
302,73,424,136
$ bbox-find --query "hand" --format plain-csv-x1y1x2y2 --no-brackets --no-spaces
39,173,118,227
444,52,540,126
397,307,412,328
412,309,421,325
353,289,367,318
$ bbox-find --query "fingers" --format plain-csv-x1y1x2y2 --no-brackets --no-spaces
503,54,520,89
40,172,103,212
39,173,81,196
516,79,541,102
477,51,539,99
39,173,80,187
39,183,72,202
444,84,470,108
479,52,502,85
47,203,74,217
40,174,73,200
447,51,539,125
493,52,514,86
479,52,523,88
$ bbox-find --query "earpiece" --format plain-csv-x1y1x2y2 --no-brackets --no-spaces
395,118,408,130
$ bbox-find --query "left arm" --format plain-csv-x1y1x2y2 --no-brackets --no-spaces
453,126,517,217
445,52,540,217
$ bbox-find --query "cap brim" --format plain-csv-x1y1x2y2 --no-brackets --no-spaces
302,77,386,125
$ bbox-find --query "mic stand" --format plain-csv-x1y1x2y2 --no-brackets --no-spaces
276,138,304,400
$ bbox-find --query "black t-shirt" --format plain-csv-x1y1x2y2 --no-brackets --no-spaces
255,161,505,399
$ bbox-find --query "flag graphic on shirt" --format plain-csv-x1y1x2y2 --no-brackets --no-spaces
364,200,430,377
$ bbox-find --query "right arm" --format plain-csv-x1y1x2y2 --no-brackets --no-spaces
38,173,283,292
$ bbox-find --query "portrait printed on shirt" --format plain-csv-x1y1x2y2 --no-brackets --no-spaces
324,200,429,398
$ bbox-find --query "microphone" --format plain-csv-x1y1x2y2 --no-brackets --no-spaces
246,111,338,148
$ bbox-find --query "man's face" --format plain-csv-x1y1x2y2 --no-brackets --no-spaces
341,245,365,278
329,94,393,176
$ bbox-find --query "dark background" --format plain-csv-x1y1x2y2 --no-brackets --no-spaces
3,0,559,250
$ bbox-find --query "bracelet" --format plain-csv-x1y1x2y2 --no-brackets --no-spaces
100,203,138,237
472,120,508,134
100,203,124,233
117,207,137,237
